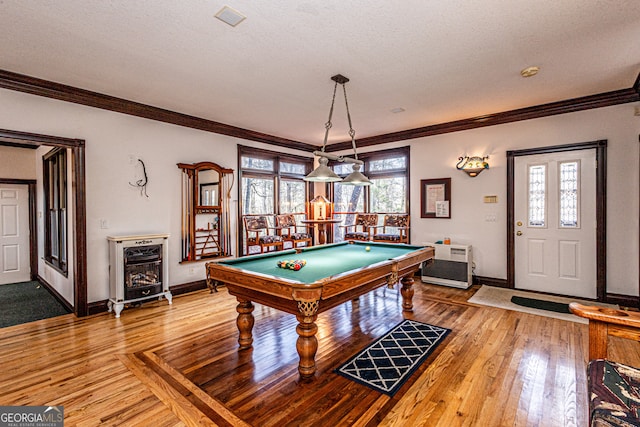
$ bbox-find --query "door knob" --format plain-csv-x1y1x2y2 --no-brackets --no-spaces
516,231,523,236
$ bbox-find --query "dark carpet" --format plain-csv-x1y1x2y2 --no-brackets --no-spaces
335,319,450,396
0,281,71,328
510,295,571,314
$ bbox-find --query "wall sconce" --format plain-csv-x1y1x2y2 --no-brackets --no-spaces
456,155,489,177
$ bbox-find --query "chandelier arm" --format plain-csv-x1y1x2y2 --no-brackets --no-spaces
341,83,358,160
321,81,339,152
312,151,362,165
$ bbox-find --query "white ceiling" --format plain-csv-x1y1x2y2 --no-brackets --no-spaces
1,1,639,148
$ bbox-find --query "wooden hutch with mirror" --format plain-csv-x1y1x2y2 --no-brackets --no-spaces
177,161,234,261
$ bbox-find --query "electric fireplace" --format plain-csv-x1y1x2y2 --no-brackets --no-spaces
107,234,172,317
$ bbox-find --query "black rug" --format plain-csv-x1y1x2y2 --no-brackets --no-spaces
510,296,571,314
335,319,450,396
0,281,71,328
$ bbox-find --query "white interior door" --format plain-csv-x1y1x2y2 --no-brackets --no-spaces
0,184,30,285
514,150,596,298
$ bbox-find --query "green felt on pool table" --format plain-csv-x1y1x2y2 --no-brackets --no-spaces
219,242,424,284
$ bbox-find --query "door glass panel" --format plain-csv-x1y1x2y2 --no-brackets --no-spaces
528,164,546,227
559,161,579,228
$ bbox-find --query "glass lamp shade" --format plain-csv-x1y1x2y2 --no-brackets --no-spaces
341,163,372,186
462,167,486,177
304,156,342,182
310,195,330,204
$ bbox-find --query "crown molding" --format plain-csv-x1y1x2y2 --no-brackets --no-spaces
0,69,318,153
325,82,640,152
1,69,638,154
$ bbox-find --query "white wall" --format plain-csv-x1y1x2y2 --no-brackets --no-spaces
0,87,638,302
0,145,36,179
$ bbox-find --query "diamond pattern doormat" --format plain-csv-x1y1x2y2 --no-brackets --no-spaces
335,319,450,396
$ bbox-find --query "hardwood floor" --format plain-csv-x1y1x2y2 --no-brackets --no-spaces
2,283,639,426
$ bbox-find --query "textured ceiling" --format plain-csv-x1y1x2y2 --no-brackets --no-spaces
1,1,639,148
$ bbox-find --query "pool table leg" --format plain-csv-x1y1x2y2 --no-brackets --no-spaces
296,313,318,380
400,275,415,312
236,298,255,349
294,298,321,380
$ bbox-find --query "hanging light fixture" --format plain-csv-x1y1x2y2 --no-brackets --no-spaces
304,74,372,186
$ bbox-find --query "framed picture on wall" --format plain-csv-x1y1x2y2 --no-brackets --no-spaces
420,178,451,218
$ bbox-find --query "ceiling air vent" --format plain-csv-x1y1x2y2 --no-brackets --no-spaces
215,6,246,27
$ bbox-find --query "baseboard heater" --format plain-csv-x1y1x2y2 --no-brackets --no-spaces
421,242,472,289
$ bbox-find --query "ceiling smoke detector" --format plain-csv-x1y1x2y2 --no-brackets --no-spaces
215,6,246,27
520,66,540,78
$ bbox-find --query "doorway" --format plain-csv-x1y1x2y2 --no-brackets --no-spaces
507,140,607,301
0,129,87,316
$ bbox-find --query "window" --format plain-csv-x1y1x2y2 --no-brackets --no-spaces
279,179,306,214
368,154,407,213
43,148,67,274
238,146,313,255
242,176,275,215
330,147,409,241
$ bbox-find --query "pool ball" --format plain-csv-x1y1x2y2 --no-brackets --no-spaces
365,246,371,251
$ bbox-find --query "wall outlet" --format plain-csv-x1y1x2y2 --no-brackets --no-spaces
100,219,109,229
188,267,196,275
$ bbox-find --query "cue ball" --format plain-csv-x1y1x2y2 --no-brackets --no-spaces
365,246,371,251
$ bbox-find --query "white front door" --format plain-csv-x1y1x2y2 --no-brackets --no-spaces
0,184,30,285
514,150,597,298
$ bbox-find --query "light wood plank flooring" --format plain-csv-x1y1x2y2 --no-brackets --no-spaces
1,283,639,426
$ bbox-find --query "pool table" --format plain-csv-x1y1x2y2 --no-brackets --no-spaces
206,241,434,380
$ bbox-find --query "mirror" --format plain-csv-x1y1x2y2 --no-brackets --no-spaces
177,161,234,261
197,169,219,207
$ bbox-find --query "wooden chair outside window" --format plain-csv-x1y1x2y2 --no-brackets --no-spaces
372,214,410,244
276,214,312,249
342,213,378,241
243,215,283,254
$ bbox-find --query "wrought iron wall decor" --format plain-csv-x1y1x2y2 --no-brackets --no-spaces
129,158,149,197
